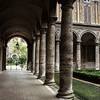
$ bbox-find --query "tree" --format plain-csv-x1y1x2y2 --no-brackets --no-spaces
7,37,27,67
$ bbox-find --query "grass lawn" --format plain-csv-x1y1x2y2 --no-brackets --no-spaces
55,73,100,100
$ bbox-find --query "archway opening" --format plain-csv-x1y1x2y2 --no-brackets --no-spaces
81,33,95,69
6,37,27,70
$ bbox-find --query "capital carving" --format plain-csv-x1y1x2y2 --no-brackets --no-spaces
57,0,76,4
95,43,100,46
56,28,61,41
35,32,40,37
48,16,57,25
40,28,47,34
33,36,36,41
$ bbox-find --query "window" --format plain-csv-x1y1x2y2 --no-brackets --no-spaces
83,0,90,3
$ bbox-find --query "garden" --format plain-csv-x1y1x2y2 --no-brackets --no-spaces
55,70,100,100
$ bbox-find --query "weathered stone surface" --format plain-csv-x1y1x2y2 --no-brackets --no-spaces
56,3,74,99
33,38,36,74
77,41,81,70
55,40,60,72
95,43,99,70
34,34,40,75
44,17,57,85
38,28,46,78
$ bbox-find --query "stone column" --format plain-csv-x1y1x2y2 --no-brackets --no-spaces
34,33,40,76
32,38,36,74
95,43,99,70
2,46,6,70
27,43,33,72
56,2,74,99
38,27,47,79
27,46,29,70
55,39,60,72
44,17,57,85
77,41,81,70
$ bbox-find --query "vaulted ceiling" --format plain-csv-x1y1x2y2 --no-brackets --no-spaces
0,0,50,43
0,0,76,44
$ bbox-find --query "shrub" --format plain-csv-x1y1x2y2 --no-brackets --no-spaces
73,70,100,84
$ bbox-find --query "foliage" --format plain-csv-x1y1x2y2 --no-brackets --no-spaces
6,57,13,65
18,55,26,65
7,37,27,67
73,70,100,84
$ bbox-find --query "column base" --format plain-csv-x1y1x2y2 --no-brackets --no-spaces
44,80,55,86
37,75,45,79
26,68,29,70
56,92,74,100
34,72,39,76
77,67,81,70
96,68,99,70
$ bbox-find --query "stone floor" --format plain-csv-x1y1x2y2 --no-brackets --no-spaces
0,70,61,100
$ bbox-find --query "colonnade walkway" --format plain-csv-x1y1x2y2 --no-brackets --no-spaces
0,70,60,100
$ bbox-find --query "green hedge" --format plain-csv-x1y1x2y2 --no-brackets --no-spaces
73,70,100,84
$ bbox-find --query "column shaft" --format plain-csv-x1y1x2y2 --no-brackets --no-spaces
44,17,57,85
27,44,33,72
95,43,99,70
77,42,81,70
38,29,46,78
34,35,40,75
57,4,74,99
2,46,6,70
33,39,36,73
27,46,30,70
55,40,60,72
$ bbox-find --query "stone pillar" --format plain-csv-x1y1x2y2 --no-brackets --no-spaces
30,43,33,72
33,38,36,74
95,43,99,70
44,17,57,85
27,46,29,70
55,39,60,72
38,27,47,79
56,2,74,99
77,41,81,70
34,33,40,76
2,46,6,70
27,43,33,72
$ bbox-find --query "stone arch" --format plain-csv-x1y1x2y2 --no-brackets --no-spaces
6,36,28,70
81,31,96,69
6,35,29,46
81,30,98,43
73,30,80,41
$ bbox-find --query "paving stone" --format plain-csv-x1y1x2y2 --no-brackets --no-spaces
0,70,59,100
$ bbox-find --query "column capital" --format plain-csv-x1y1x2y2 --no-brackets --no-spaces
61,4,73,10
48,16,57,24
58,0,75,5
40,28,47,34
35,32,40,37
77,40,82,43
33,37,36,41
95,43,100,46
41,23,47,29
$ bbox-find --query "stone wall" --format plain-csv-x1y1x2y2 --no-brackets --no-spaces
57,0,100,25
